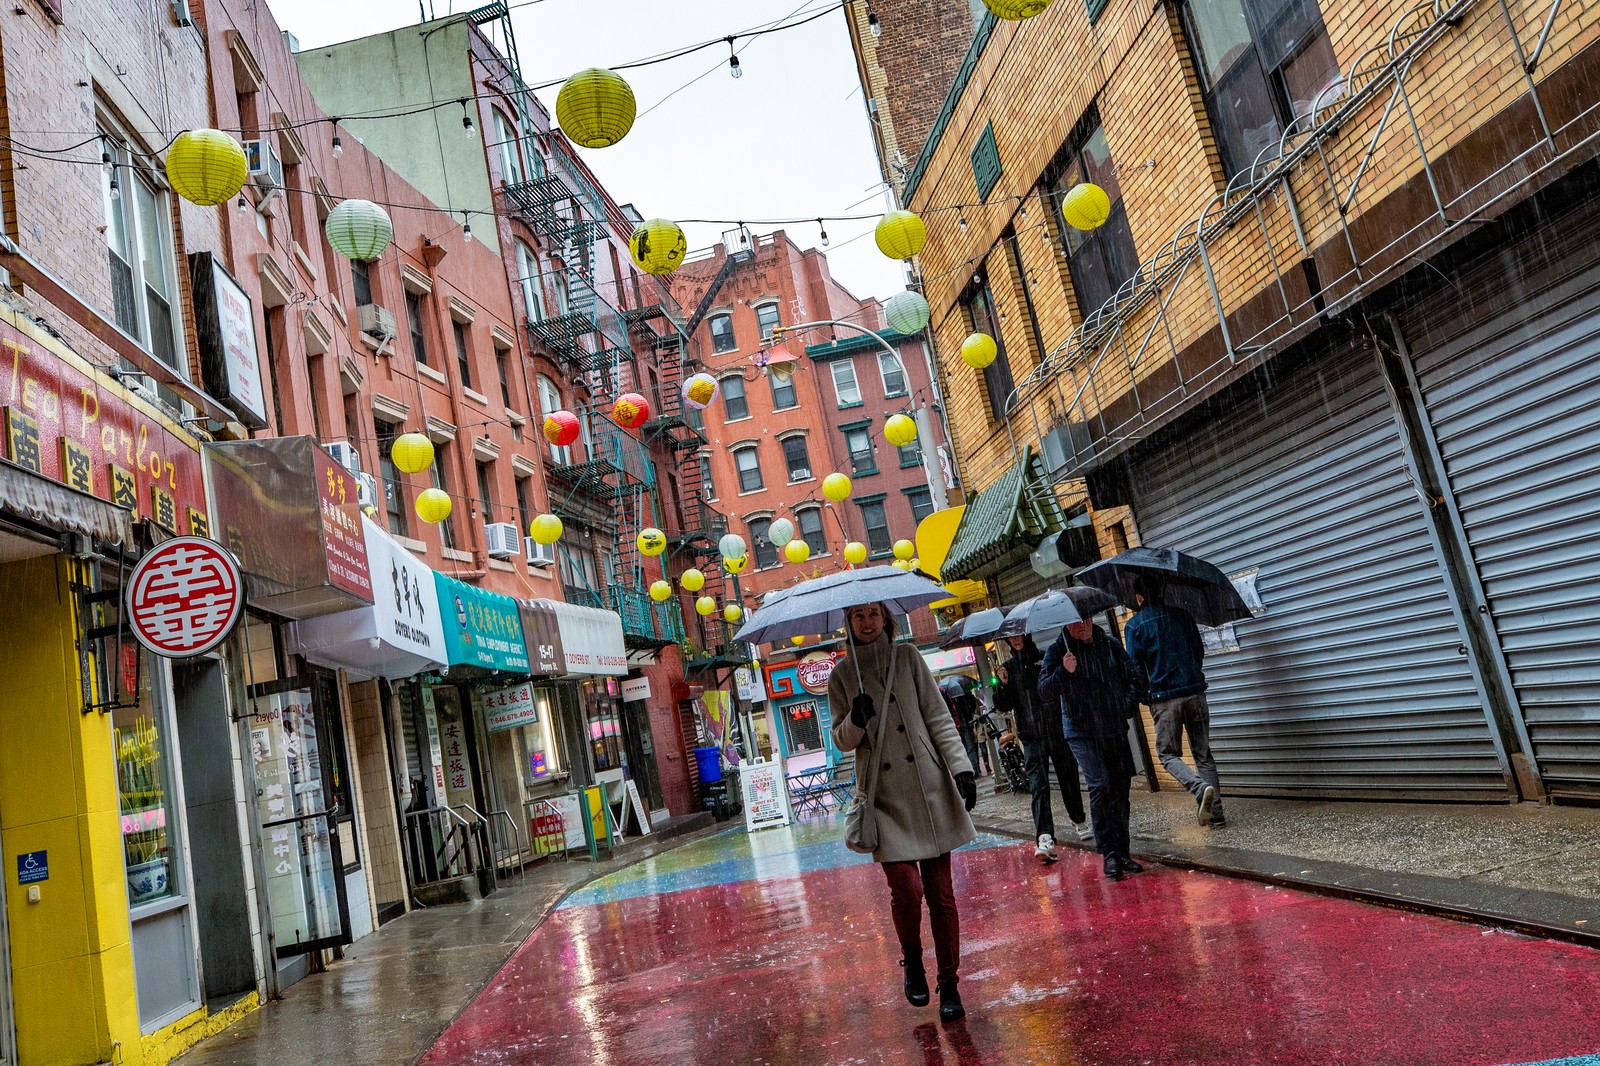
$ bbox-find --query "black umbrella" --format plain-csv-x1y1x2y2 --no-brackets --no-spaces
994,586,1119,637
1076,546,1252,628
938,607,1005,649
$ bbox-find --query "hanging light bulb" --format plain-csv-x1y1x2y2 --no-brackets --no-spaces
1019,200,1029,219
101,147,114,171
236,195,248,217
462,212,473,242
818,218,830,247
958,212,968,234
868,3,882,35
332,134,343,159
727,38,743,79
461,100,476,138
108,173,121,201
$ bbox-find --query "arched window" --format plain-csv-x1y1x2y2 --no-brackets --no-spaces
516,240,544,322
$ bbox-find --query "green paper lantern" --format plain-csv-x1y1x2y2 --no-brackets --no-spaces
326,199,394,261
555,68,637,149
875,210,927,260
884,290,932,334
767,518,795,548
166,129,248,207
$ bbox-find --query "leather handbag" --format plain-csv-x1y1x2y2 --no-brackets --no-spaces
845,646,899,854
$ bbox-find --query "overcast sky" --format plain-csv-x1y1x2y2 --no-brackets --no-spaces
265,0,908,302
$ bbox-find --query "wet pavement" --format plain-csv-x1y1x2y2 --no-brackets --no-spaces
420,815,1600,1066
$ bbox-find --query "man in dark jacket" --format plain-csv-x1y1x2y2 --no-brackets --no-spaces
996,634,1089,862
1124,576,1225,827
1039,618,1148,879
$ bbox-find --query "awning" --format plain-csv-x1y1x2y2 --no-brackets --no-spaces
941,446,1066,582
434,572,530,672
515,598,566,675
291,516,447,679
0,458,134,548
914,505,990,609
543,599,627,676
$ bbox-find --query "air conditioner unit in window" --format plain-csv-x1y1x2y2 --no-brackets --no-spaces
485,522,520,559
355,472,379,511
244,138,284,189
323,441,361,473
358,303,397,338
790,468,812,482
524,537,556,568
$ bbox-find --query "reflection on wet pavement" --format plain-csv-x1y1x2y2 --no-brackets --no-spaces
422,813,1600,1066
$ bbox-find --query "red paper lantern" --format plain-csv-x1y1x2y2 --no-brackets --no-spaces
543,410,580,447
612,392,650,429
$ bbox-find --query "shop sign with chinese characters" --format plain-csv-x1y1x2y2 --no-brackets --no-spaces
441,717,470,793
0,313,207,534
314,447,372,602
126,537,245,657
434,572,530,672
484,682,538,733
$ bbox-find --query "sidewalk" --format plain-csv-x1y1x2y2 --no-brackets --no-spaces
969,776,1600,942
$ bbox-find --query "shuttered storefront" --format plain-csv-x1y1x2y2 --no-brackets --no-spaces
1127,342,1508,799
1403,236,1600,800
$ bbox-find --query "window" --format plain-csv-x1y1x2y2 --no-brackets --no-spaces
962,273,1015,421
906,486,936,526
721,375,749,420
831,360,862,406
701,454,717,500
375,419,410,537
515,475,533,541
859,499,892,554
496,349,513,407
898,436,924,468
1046,120,1141,316
559,541,604,607
476,462,496,524
536,375,570,464
843,424,877,475
351,259,373,307
878,351,908,396
749,518,779,569
515,240,544,322
493,109,524,186
102,135,182,373
755,303,781,342
797,507,826,555
1182,0,1340,177
453,321,474,389
781,435,812,482
709,313,737,353
431,446,458,550
406,290,429,366
769,373,797,410
734,446,763,492
115,654,180,907
783,700,823,755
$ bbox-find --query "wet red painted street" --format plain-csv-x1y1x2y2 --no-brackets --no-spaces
420,821,1600,1066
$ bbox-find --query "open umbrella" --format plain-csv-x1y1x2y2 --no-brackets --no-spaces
938,606,1005,649
995,586,1119,637
1076,546,1252,628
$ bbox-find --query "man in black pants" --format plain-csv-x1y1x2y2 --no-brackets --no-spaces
997,634,1090,862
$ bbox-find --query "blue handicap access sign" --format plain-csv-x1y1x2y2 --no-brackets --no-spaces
17,851,47,885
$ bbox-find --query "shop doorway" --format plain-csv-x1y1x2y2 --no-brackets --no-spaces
620,698,662,810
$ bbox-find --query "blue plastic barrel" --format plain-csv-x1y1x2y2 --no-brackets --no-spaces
693,746,723,783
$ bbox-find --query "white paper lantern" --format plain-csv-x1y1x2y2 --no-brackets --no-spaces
767,518,795,548
884,291,931,335
719,533,748,560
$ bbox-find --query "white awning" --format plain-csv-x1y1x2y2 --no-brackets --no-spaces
290,516,447,679
549,600,627,676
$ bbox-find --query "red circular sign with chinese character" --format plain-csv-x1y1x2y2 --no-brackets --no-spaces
126,537,245,658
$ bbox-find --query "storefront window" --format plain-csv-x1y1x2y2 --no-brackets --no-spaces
783,699,824,755
115,655,179,907
584,680,624,772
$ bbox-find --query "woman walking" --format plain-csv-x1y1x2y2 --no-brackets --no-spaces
830,602,978,1021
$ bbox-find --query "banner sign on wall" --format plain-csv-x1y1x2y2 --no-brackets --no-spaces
484,681,538,732
189,252,267,428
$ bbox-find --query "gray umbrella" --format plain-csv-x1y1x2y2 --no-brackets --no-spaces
734,565,949,646
1076,546,1252,628
995,586,1119,637
938,606,1005,649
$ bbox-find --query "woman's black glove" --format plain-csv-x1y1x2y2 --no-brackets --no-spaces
955,771,977,811
850,693,876,728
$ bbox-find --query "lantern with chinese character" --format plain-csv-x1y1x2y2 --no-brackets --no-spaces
637,527,667,556
785,540,811,564
325,199,394,261
612,392,650,429
1060,182,1112,231
629,218,688,276
884,290,932,335
543,410,581,447
166,129,248,207
983,0,1053,17
416,487,452,524
844,541,868,566
893,539,915,561
555,67,637,149
874,210,927,260
390,432,434,474
683,373,719,410
718,533,747,561
767,517,795,548
822,472,852,502
723,603,742,623
695,596,717,616
884,414,918,447
649,580,672,603
961,332,998,369
530,513,563,545
723,554,748,575
680,568,705,593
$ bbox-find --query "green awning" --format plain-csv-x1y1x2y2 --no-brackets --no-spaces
941,447,1065,581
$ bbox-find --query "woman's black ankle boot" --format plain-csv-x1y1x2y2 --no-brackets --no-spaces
901,959,929,1006
938,981,965,1021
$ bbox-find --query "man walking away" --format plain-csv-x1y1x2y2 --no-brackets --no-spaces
1125,575,1225,827
996,634,1091,862
941,675,991,778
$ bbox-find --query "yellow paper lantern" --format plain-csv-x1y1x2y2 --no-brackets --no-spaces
695,596,717,617
555,68,637,149
649,580,673,603
326,199,394,261
1061,182,1113,232
680,568,706,593
723,554,749,575
983,0,1054,18
629,218,688,276
910,557,922,571
391,432,435,474
637,528,667,556
893,559,911,570
723,603,742,623
893,539,915,561
790,635,806,646
874,210,927,260
961,333,999,369
844,541,868,566
416,488,452,525
822,472,852,502
785,540,811,564
166,129,248,207
884,414,918,447
530,513,564,545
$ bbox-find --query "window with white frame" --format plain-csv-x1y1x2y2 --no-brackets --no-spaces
797,506,826,554
734,445,763,492
878,351,908,396
721,375,749,420
831,360,862,406
769,373,797,410
859,499,892,554
709,313,737,353
755,303,781,343
748,517,779,569
101,129,183,375
493,109,524,186
537,375,571,465
781,435,812,482
844,424,876,475
701,454,717,500
516,240,544,322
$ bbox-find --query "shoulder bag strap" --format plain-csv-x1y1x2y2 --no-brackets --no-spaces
861,646,896,806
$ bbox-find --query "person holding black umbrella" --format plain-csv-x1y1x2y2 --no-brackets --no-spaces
1038,617,1149,880
996,633,1091,862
